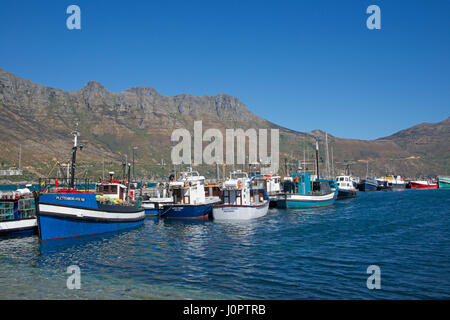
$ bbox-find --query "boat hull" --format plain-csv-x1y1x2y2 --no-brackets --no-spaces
390,183,406,191
142,201,171,216
268,195,281,208
358,180,378,191
0,218,37,236
438,178,450,188
37,196,145,241
410,182,438,189
144,208,163,216
277,192,336,209
213,201,269,220
336,189,357,200
163,203,212,219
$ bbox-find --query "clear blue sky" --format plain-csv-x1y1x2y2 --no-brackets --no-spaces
1,0,449,139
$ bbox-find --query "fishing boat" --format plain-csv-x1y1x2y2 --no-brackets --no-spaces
410,180,438,189
376,175,406,191
36,126,145,241
252,173,282,207
358,179,379,191
277,140,336,209
335,175,358,199
437,176,450,188
357,161,378,191
141,182,173,216
376,179,393,191
163,169,221,219
213,171,269,220
0,187,37,236
277,172,336,208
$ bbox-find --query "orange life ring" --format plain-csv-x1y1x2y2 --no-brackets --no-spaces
238,180,242,189
295,176,300,183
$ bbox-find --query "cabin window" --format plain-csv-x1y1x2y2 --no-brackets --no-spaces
236,190,242,205
110,185,117,194
224,190,230,204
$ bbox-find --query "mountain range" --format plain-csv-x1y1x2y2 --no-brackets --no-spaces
0,67,448,182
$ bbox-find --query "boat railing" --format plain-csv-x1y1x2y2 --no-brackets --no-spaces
230,171,248,179
38,177,94,193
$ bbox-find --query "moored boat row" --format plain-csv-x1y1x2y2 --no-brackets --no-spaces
1,126,448,241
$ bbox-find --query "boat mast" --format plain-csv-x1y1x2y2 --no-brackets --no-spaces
325,133,330,179
315,139,320,180
366,161,369,179
70,124,80,189
331,146,334,178
126,163,131,201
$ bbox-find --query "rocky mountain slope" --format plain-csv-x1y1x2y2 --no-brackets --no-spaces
0,67,448,181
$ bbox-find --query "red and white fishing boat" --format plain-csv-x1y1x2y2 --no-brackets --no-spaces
410,180,438,189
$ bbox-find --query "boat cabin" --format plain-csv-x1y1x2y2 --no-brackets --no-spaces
220,171,267,206
253,174,281,196
312,179,332,196
96,180,128,201
169,170,207,205
283,172,312,195
336,175,356,190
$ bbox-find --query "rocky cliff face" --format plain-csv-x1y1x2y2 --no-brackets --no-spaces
0,67,448,180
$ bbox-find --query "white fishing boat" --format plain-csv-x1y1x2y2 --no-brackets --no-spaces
253,173,282,207
335,175,358,199
376,175,406,190
213,171,269,220
141,182,173,216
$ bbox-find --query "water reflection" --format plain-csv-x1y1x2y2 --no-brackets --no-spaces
0,191,448,299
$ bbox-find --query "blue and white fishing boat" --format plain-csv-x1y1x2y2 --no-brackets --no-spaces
358,178,378,191
358,161,379,191
162,169,221,219
213,171,269,220
277,173,336,208
276,140,336,209
0,187,37,236
36,126,145,241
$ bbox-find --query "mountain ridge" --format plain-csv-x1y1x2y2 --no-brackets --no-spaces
0,67,448,180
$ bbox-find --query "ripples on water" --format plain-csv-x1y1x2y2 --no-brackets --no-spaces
0,189,449,299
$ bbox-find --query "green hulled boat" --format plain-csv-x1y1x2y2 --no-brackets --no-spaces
438,176,450,188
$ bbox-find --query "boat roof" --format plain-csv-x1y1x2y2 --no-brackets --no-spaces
96,180,127,188
230,170,248,179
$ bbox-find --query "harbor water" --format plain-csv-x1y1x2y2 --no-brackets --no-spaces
0,189,449,299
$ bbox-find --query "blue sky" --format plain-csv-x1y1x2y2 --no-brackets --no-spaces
0,0,449,139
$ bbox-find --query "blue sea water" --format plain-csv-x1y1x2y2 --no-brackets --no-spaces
0,189,449,299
